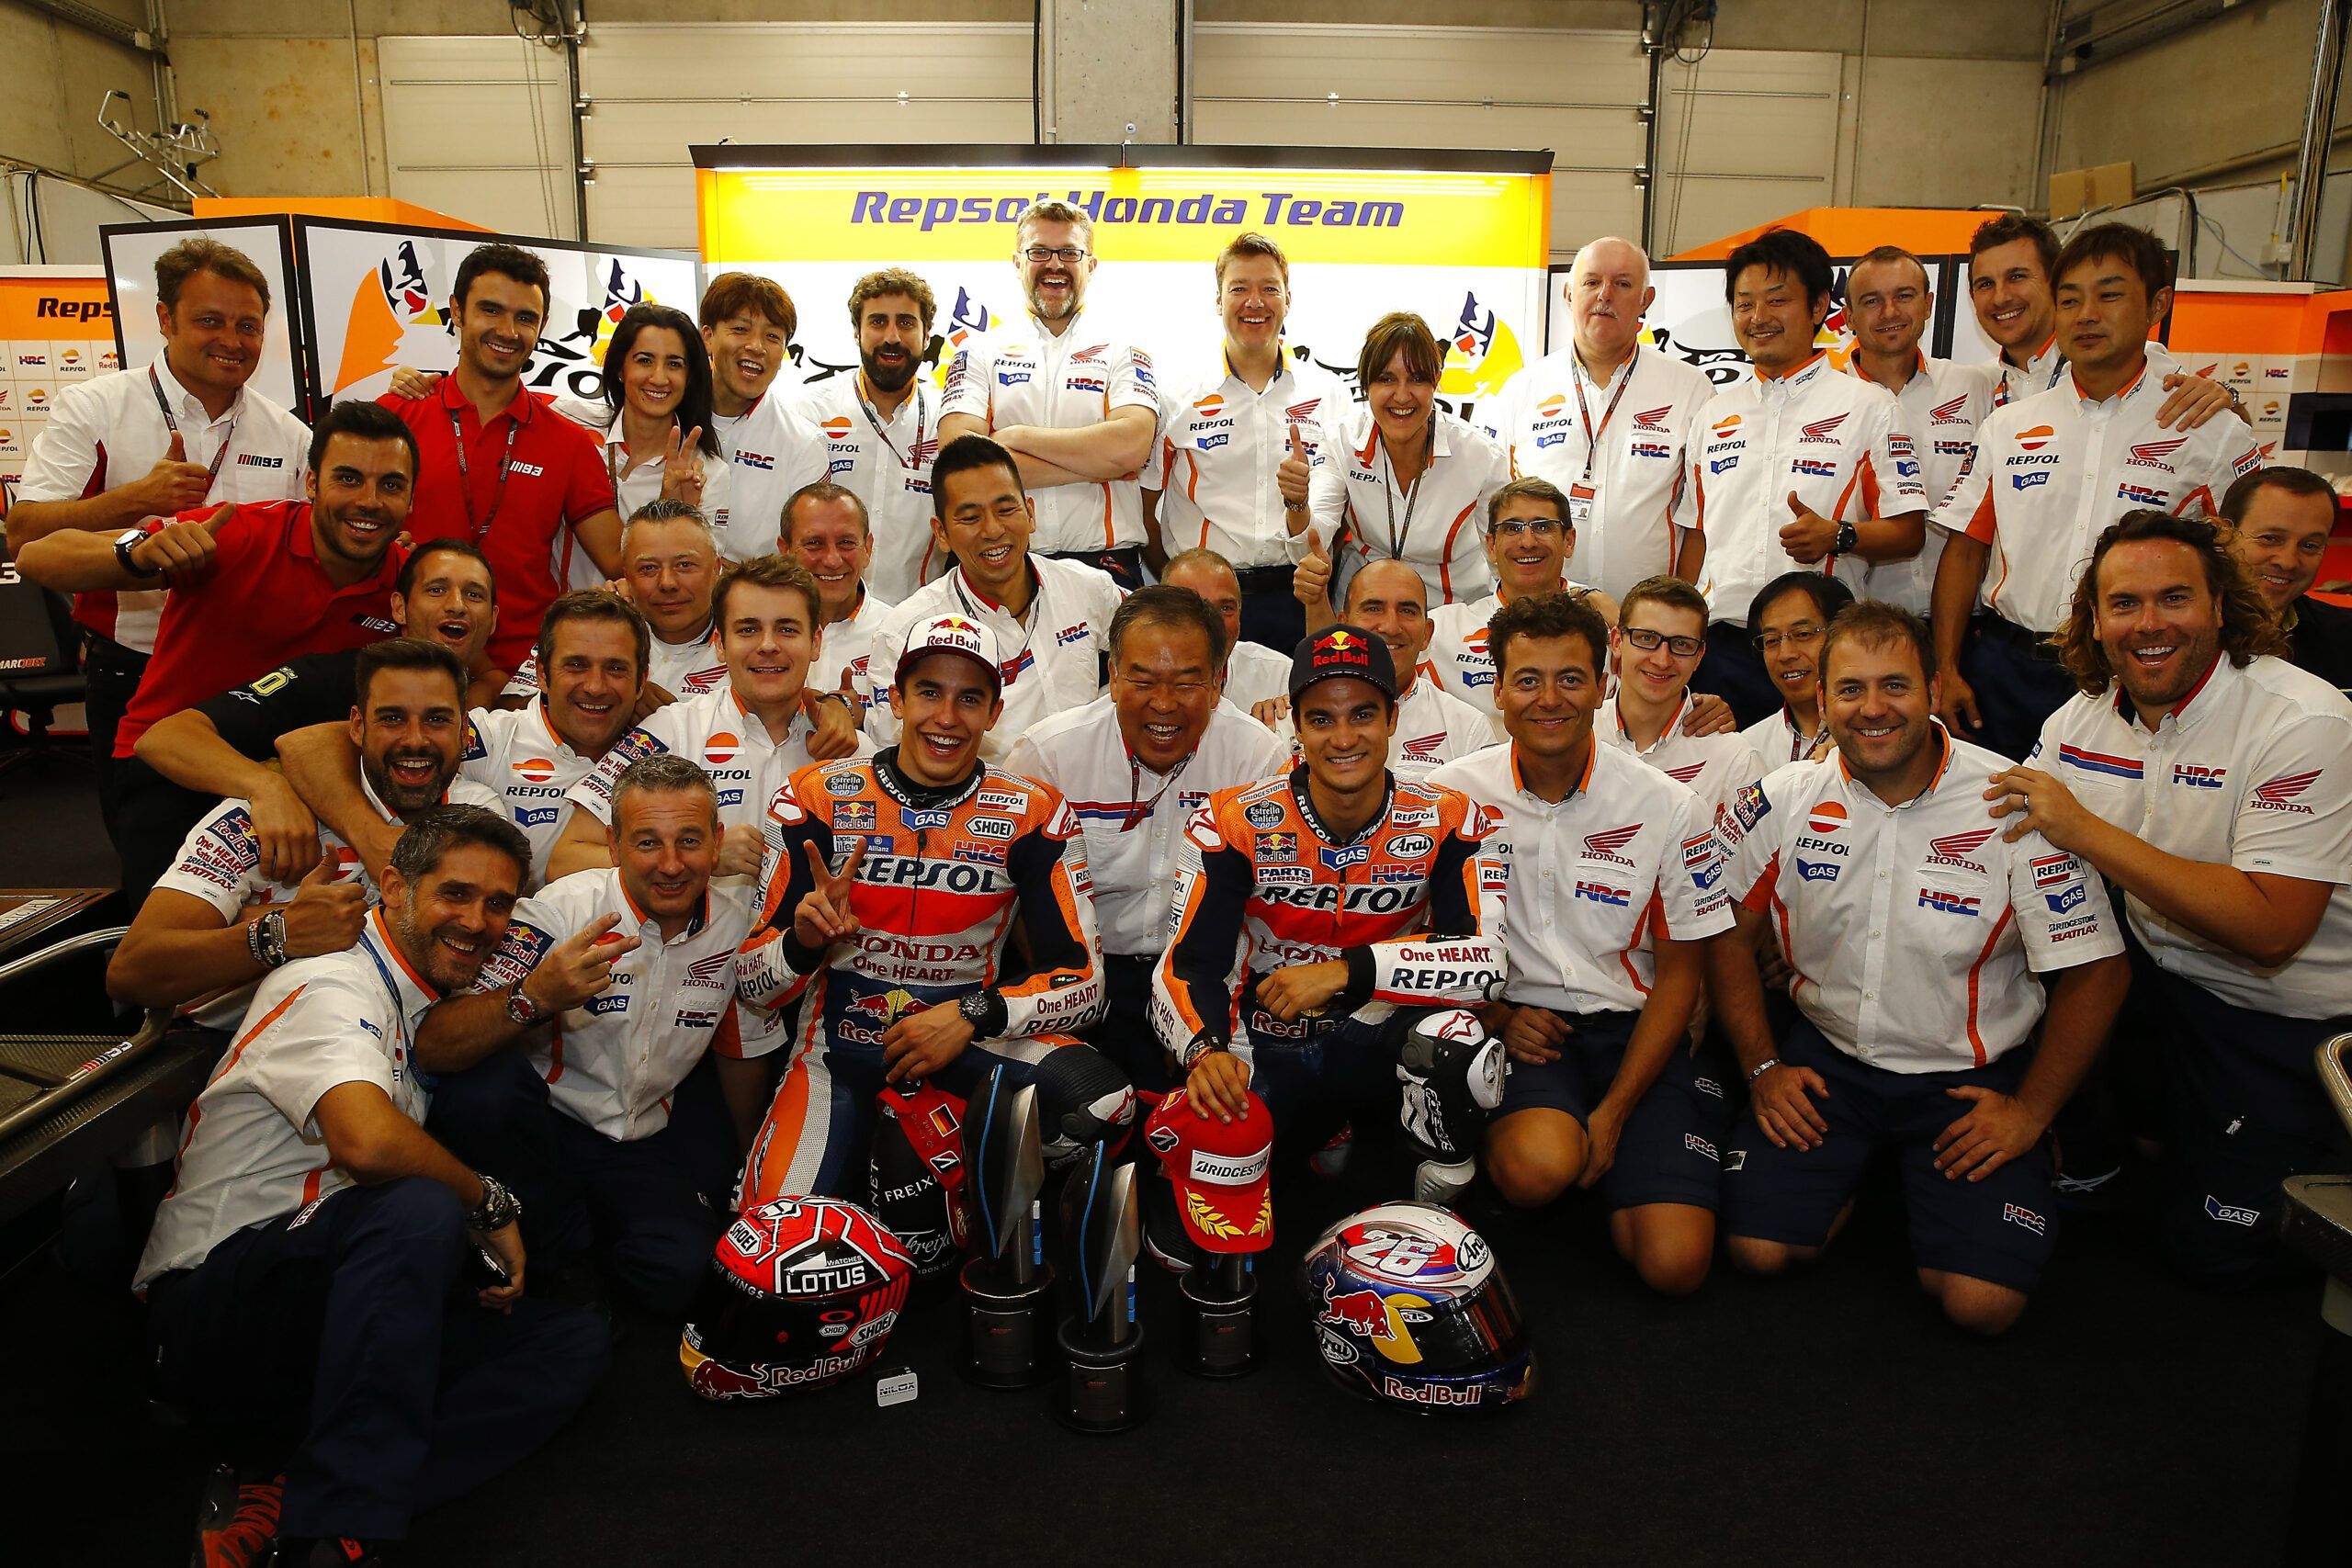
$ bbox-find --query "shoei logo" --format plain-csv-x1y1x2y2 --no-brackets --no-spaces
1928,394,1972,425
1632,404,1673,433
2251,769,2321,814
2015,425,2055,452
2205,1195,2259,1227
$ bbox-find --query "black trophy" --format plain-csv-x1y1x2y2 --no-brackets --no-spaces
1177,1250,1258,1379
957,1066,1055,1389
1051,1143,1147,1432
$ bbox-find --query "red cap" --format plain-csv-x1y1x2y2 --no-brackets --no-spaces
1145,1090,1273,1253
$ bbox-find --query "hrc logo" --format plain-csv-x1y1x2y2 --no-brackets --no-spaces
2171,764,2226,790
1917,887,1982,916
1574,880,1630,907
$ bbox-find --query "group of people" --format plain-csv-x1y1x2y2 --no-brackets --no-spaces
5,197,2348,1565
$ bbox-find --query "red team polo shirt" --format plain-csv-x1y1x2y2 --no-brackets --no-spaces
379,377,616,673
113,499,407,757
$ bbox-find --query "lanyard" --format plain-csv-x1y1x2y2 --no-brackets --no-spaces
856,378,929,471
953,571,1039,686
357,931,419,1068
149,367,236,496
447,402,523,542
1571,348,1638,487
1378,426,1432,561
1120,746,1192,832
1991,351,2063,410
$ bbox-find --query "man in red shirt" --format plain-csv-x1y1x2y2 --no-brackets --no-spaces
379,243,621,684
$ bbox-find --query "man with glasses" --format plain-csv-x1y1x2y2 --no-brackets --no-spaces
1424,479,1610,731
1600,576,1766,826
1738,570,1857,767
939,200,1159,589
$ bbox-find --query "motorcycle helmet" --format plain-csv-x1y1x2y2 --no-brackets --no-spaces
1299,1201,1534,1412
681,1197,914,1401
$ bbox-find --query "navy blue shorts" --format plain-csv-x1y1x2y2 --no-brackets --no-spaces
1721,1017,2058,1293
1498,1007,1733,1213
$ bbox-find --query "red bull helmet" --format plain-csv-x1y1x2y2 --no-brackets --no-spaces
1300,1201,1534,1413
680,1197,915,1401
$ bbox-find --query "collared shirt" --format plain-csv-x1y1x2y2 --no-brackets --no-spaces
1005,694,1288,956
151,773,500,1031
503,620,729,705
1739,705,1831,768
1938,360,2262,636
477,867,758,1141
1596,693,1766,823
1426,582,1597,736
861,555,1126,762
18,356,308,653
1307,409,1510,604
1224,640,1290,714
113,499,406,758
1683,351,1930,624
1487,345,1716,602
2030,654,2352,1018
1974,334,2066,410
1844,352,1992,613
1723,728,2125,1073
792,372,943,603
569,682,869,829
1148,347,1351,570
461,701,601,885
940,308,1160,553
379,377,617,672
1430,739,1731,1015
707,391,829,562
816,589,897,716
135,908,439,1290
1388,678,1499,783
548,394,731,591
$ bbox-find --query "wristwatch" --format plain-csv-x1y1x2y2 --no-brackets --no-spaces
1832,520,1859,556
468,1171,521,1232
114,527,159,578
956,988,1005,1038
504,982,547,1027
1178,1032,1229,1069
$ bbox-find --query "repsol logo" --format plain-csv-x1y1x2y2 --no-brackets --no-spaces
36,297,109,321
1260,883,1421,915
855,859,1002,894
849,189,1404,231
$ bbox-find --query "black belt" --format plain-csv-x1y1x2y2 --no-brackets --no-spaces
1234,564,1295,594
1973,612,2063,661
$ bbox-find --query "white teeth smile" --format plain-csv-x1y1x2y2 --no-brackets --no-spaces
2131,646,2176,664
921,733,960,755
1853,724,1898,738
440,934,480,954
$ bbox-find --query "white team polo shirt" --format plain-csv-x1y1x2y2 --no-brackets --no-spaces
792,372,942,604
1596,693,1766,823
503,620,728,706
1224,639,1290,713
568,683,869,829
1005,694,1288,956
816,588,897,716
548,395,732,591
1723,729,2125,1072
1739,706,1831,769
1487,345,1715,603
940,308,1160,554
1430,739,1732,1016
477,867,757,1141
461,701,601,884
1683,352,1931,624
1975,335,2066,412
2030,654,2352,1017
1844,353,1990,613
1425,582,1598,737
1308,408,1509,605
1937,360,2262,637
1148,348,1351,570
19,357,309,653
135,909,437,1290
707,393,827,562
862,555,1125,762
1390,677,1498,783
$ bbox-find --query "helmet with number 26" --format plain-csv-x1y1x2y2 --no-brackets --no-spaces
1300,1201,1534,1412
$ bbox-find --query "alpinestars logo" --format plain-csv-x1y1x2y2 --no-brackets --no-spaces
1928,394,1972,426
1798,413,1849,445
2251,769,2321,814
1923,827,1996,872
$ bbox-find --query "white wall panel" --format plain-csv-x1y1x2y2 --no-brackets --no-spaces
1650,48,1843,255
377,36,578,237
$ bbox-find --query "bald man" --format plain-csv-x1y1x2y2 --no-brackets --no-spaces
1487,237,1715,604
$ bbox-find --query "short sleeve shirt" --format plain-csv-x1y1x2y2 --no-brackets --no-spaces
566,683,871,831
1307,409,1509,605
460,701,600,885
707,393,830,562
790,374,942,603
1149,349,1351,570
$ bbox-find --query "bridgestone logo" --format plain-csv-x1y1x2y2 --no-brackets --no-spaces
1188,1147,1270,1186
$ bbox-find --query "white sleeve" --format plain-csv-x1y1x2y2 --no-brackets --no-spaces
1863,392,1931,519
941,344,991,425
152,800,281,920
15,383,108,503
243,974,401,1139
1660,789,1736,939
2006,838,2126,972
2229,716,2352,885
1110,344,1159,414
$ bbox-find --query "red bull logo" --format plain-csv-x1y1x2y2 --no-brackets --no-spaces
1317,1280,1399,1342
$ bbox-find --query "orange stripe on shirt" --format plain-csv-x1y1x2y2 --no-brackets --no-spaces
1962,906,2015,1066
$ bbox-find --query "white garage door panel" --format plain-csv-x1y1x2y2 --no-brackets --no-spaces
577,21,1030,89
1651,49,1841,254
379,35,577,237
1195,103,1638,163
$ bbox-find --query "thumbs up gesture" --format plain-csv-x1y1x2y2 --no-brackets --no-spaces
1778,490,1837,565
135,429,216,517
130,502,236,582
279,855,368,959
1277,419,1313,511
1295,529,1335,619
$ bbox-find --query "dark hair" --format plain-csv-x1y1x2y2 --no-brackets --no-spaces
388,802,530,888
1724,227,1833,311
610,752,718,827
1745,569,1856,642
2052,222,2173,298
1851,243,1931,292
1488,476,1571,528
602,303,719,459
1110,583,1227,671
1619,573,1710,627
848,268,937,333
2056,510,2286,695
1820,601,1938,687
785,480,871,540
537,589,650,685
354,637,468,712
1357,311,1444,390
452,243,549,315
930,434,1025,518
308,399,421,479
154,236,270,312
713,554,822,632
396,537,494,604
698,271,796,340
1487,590,1609,683
1215,231,1289,288
2221,464,2334,524
1969,213,2059,278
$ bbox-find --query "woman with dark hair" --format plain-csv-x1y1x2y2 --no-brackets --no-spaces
1304,310,1508,610
550,302,729,588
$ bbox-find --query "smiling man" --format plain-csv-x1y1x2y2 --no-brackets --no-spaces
695,272,829,562
1424,477,1616,730
2221,465,2352,695
784,480,897,714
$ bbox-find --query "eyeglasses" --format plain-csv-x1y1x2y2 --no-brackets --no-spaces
1022,246,1088,265
1622,626,1703,659
1752,622,1826,653
1491,518,1563,540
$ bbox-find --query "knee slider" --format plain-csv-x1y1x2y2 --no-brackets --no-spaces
1028,1041,1136,1168
1393,1008,1507,1163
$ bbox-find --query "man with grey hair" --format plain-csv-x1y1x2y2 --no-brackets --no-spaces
939,197,1160,588
1487,235,1716,603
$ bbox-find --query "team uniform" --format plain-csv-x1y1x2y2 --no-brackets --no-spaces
1386,678,1499,784
1428,740,1735,1209
548,395,732,590
707,392,828,562
1307,409,1510,606
1844,353,1992,613
1739,706,1832,768
566,683,871,836
941,309,1159,580
733,753,1114,1203
135,908,606,1543
1487,345,1715,603
860,557,1124,762
815,589,897,717
1425,583,1599,735
792,374,942,603
2030,655,2352,1283
1718,732,2126,1292
1224,639,1292,713
504,621,730,705
1595,693,1767,824
1683,352,1932,725
459,702,604,884
1936,360,2262,762
1005,694,1289,1089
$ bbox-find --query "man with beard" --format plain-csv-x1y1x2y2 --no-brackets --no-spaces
791,270,944,602
784,481,896,716
1991,512,2352,1288
137,806,612,1568
2221,465,2352,695
939,200,1159,588
108,639,500,1036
